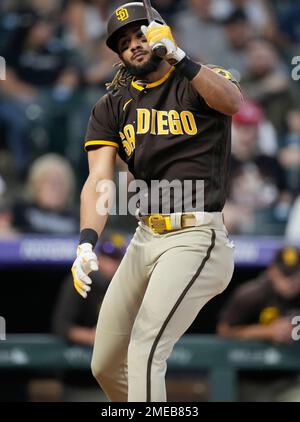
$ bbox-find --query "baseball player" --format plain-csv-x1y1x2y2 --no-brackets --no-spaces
71,2,242,402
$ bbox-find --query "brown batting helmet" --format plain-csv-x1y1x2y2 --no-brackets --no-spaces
106,2,165,53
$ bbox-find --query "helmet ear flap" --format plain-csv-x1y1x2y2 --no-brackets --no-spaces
106,2,165,52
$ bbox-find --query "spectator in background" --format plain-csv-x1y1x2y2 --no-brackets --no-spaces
12,153,78,234
0,202,14,237
218,8,253,78
64,0,109,49
0,154,15,237
217,246,300,401
232,98,278,156
2,13,76,89
242,38,297,136
51,232,127,401
0,147,18,237
82,35,117,89
151,0,183,23
0,10,80,176
234,0,275,37
224,99,289,235
174,0,226,63
0,0,61,14
0,1,64,54
61,2,117,174
0,177,15,237
276,2,300,55
26,0,63,16
211,0,276,39
279,109,300,194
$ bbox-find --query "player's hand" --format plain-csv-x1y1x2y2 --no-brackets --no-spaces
268,318,293,344
141,21,185,64
71,243,99,298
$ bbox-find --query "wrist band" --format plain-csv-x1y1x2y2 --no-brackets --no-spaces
175,56,202,81
79,228,98,248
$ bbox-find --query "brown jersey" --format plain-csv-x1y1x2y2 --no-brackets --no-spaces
84,66,236,213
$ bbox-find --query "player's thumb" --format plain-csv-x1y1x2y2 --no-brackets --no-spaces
89,260,98,272
141,25,148,37
83,257,98,274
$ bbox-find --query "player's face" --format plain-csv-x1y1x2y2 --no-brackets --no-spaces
117,24,162,77
269,266,300,299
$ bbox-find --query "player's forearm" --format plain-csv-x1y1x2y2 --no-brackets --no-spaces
80,147,116,239
72,148,116,297
143,21,241,116
68,326,96,345
218,322,273,341
191,66,242,116
80,174,111,237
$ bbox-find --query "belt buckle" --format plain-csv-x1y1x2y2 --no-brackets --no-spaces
148,214,167,234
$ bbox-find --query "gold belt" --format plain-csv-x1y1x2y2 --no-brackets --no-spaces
142,214,197,234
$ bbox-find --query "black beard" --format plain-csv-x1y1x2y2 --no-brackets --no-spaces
123,54,162,77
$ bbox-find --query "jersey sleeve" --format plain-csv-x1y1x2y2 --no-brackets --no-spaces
84,93,120,152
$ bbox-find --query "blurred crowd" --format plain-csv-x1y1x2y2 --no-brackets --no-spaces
0,0,299,237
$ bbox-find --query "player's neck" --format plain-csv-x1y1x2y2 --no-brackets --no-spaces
141,61,171,84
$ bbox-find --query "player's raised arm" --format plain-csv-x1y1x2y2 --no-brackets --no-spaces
72,146,117,298
142,21,242,116
190,65,242,116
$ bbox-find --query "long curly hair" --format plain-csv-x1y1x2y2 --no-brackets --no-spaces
106,62,134,92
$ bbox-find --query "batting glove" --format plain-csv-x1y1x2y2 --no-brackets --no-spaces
141,21,185,65
71,243,99,298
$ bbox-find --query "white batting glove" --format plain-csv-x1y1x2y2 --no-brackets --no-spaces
71,243,99,298
141,21,186,64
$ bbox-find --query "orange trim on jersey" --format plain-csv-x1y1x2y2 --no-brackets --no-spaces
131,66,175,91
84,140,119,151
